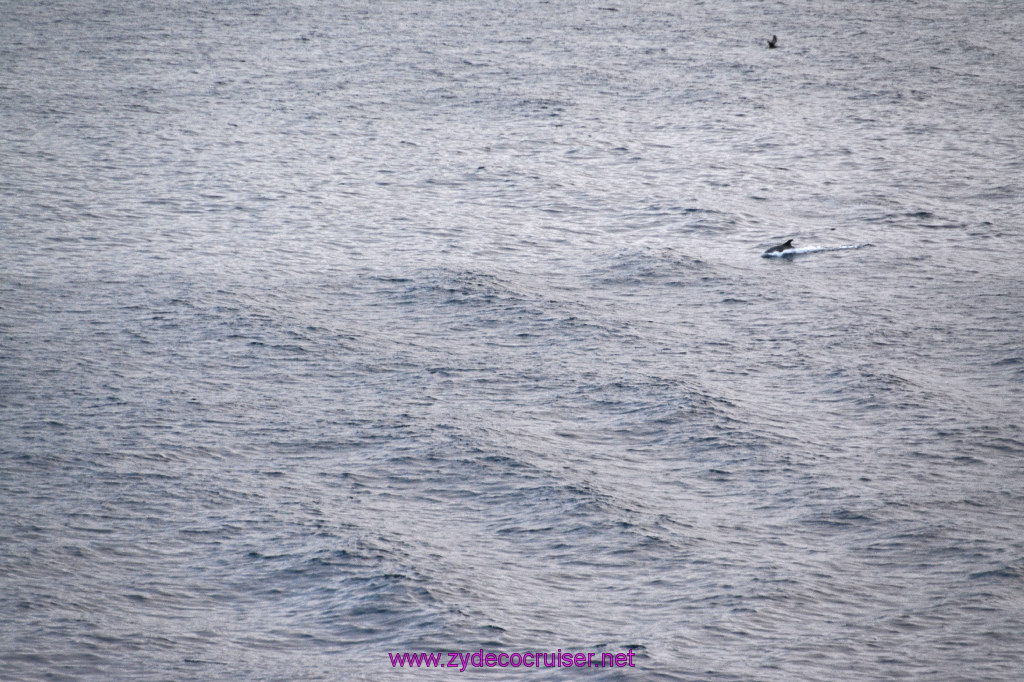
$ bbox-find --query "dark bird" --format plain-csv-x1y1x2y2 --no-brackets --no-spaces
767,35,778,48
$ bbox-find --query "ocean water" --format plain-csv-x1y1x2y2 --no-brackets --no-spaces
2,0,1023,679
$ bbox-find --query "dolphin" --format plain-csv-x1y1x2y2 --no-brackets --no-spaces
767,35,778,48
763,239,794,254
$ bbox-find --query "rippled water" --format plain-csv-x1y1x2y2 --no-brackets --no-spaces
2,1,1023,679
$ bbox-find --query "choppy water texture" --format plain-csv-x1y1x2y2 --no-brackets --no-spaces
2,1,1024,679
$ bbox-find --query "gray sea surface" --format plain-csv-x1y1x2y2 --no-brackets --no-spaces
2,1,1023,679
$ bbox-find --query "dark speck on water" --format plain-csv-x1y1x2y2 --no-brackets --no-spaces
2,0,1023,679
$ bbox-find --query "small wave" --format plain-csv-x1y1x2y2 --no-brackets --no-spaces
761,244,873,258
